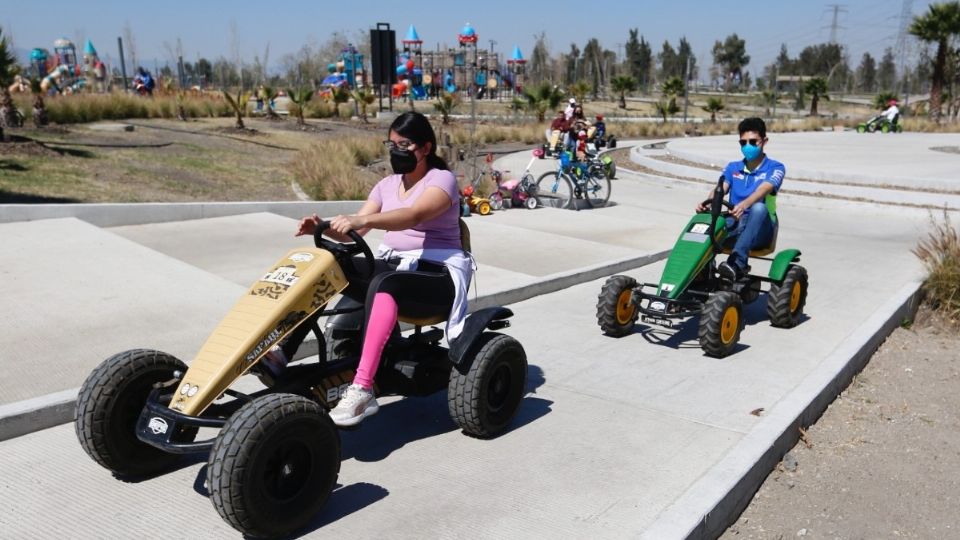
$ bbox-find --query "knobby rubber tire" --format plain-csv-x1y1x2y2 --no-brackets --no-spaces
596,275,639,336
767,265,808,328
75,348,187,477
448,333,527,439
698,291,743,358
207,393,340,539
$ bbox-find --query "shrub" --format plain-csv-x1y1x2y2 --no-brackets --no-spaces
289,135,383,200
913,210,960,322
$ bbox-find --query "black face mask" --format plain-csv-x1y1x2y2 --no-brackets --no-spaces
389,148,418,174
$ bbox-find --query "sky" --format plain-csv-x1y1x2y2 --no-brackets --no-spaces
2,0,938,79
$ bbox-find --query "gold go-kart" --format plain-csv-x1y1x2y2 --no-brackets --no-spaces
74,222,527,539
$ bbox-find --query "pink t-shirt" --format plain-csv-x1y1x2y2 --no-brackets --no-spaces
368,168,461,251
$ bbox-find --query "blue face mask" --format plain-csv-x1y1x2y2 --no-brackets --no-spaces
741,142,763,161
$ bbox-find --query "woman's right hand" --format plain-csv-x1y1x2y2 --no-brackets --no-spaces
295,213,321,237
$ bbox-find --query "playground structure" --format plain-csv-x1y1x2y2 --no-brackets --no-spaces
391,23,522,101
25,38,108,95
319,43,366,100
392,25,426,100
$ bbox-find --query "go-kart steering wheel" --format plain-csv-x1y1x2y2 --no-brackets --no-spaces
313,221,375,279
698,198,734,214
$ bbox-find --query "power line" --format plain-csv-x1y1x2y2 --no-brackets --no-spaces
823,4,849,44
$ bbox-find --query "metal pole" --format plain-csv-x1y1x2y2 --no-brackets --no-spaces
682,56,690,122
177,55,185,88
117,37,129,92
772,66,779,120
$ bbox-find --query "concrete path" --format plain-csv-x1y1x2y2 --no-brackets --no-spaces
0,130,949,538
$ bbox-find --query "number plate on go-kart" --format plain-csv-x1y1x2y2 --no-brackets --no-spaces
641,315,674,328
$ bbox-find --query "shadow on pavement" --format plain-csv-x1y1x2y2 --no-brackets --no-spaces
290,482,390,538
632,293,812,354
342,364,549,462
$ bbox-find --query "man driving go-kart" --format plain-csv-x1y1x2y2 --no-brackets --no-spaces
696,117,784,282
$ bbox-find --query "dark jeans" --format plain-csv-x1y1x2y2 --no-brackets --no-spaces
723,202,776,270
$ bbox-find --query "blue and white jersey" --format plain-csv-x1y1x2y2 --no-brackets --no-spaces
722,156,786,207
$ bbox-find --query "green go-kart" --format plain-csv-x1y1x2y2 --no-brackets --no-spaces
595,176,809,357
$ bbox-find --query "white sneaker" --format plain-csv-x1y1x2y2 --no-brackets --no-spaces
329,384,379,427
254,347,288,386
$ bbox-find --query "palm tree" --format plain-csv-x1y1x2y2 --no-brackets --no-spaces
260,86,280,119
661,76,685,99
610,75,637,108
654,98,680,123
804,77,829,116
569,80,591,104
30,78,47,127
351,88,376,123
222,89,252,129
702,97,725,123
331,86,351,118
286,87,313,126
909,1,960,122
0,26,20,141
433,91,460,125
522,82,565,122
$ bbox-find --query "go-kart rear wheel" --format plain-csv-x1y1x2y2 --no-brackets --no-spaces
478,201,492,215
767,265,808,328
606,161,617,179
596,275,639,337
208,393,340,539
448,332,527,438
75,349,188,477
698,291,743,358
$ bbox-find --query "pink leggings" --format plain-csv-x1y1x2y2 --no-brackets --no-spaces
353,293,398,389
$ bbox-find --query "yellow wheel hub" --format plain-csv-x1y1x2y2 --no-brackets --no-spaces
720,306,739,344
789,281,802,312
615,289,635,325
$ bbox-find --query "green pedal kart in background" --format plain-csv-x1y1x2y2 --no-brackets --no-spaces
595,176,809,357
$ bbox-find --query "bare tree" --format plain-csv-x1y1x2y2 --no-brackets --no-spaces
123,22,137,72
230,20,243,90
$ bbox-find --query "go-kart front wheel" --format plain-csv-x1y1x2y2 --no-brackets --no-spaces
698,291,743,358
75,349,189,477
596,275,639,337
208,393,340,539
448,332,527,438
856,125,866,133
767,265,808,328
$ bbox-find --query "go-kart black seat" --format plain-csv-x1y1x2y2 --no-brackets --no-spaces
396,218,472,327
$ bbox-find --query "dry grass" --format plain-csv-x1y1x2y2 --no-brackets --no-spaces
913,210,960,323
289,135,384,200
12,92,234,124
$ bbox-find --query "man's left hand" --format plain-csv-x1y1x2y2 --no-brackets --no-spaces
731,203,747,220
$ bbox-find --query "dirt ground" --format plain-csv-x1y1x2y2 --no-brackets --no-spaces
721,311,960,540
0,117,379,203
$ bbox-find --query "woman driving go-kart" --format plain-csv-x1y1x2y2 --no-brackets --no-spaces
261,111,473,427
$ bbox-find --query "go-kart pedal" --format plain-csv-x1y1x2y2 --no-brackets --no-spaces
718,261,749,283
